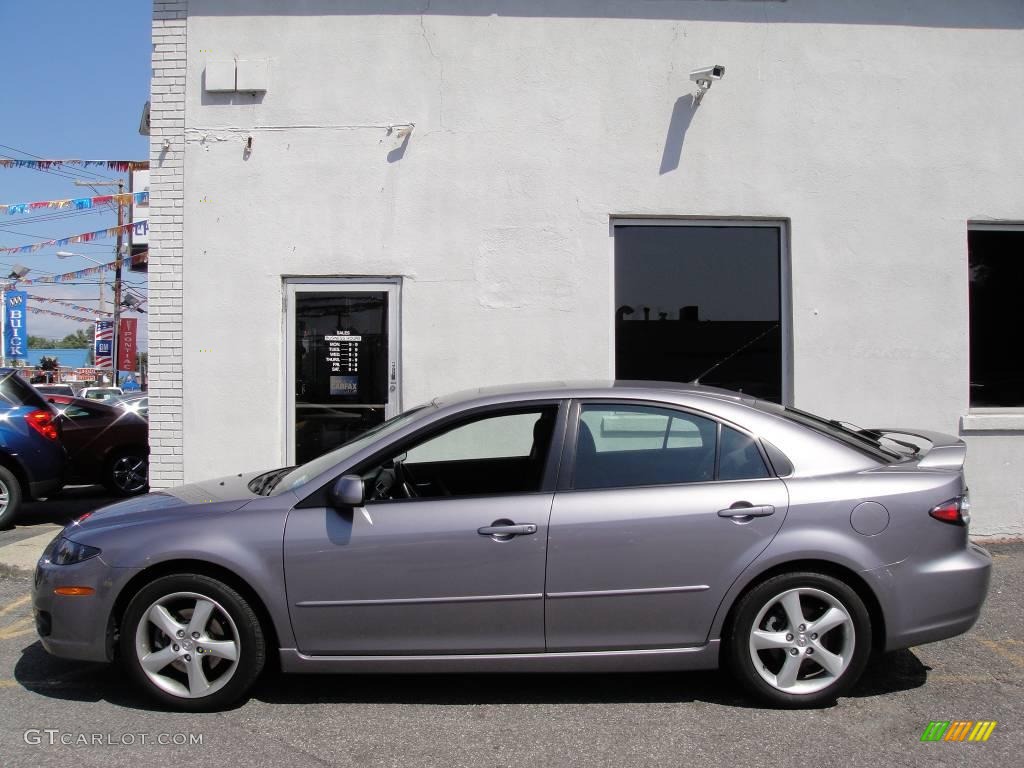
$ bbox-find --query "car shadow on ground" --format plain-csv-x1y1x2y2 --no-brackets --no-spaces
17,486,120,527
13,640,929,711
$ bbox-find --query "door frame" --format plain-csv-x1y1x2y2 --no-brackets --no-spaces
609,217,793,406
283,277,402,465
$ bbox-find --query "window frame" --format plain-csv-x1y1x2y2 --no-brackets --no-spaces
967,222,1024,413
559,399,776,492
609,217,793,406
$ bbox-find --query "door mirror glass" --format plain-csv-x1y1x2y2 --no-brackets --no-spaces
330,474,365,508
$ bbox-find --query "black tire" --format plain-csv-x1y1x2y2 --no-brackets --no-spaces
120,574,266,712
727,571,872,709
0,465,23,530
103,450,149,496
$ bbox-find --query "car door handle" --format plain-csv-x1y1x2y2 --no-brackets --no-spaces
717,504,775,519
477,523,537,536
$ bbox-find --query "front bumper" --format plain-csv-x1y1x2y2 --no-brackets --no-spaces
32,548,140,663
864,542,992,651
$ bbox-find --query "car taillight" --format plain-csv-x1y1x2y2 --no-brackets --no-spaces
929,493,970,526
25,409,59,441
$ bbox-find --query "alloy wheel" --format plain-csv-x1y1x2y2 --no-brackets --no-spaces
134,591,241,699
747,587,855,695
111,454,148,494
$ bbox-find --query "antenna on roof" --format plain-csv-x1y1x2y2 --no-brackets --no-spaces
691,323,780,386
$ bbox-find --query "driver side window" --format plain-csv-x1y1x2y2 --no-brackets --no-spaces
365,406,559,502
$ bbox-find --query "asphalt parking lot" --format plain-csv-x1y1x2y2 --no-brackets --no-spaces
0,494,1020,767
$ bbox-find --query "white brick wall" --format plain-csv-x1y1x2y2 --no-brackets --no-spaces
148,0,187,487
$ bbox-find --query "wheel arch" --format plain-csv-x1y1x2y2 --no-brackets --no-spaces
110,559,281,667
715,559,886,656
104,443,151,464
0,451,30,495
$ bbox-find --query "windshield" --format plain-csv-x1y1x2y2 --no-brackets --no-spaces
754,402,905,462
268,405,434,496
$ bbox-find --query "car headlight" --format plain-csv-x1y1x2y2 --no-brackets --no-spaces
49,537,102,566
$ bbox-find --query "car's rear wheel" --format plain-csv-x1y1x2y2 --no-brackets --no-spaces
104,450,149,496
728,572,871,708
120,574,265,711
0,465,23,529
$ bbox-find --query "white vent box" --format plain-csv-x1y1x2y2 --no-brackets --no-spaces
204,60,236,92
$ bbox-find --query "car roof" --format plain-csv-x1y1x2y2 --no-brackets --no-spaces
432,380,757,408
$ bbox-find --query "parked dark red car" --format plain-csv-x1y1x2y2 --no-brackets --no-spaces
44,394,149,496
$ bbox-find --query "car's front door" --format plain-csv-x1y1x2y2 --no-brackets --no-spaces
544,401,788,651
283,403,564,655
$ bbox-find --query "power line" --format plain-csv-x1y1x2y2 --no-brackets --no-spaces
0,207,111,227
0,143,116,182
0,153,83,183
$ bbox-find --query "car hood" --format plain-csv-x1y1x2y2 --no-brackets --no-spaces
71,470,266,532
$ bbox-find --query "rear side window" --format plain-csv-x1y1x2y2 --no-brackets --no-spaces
0,372,45,409
719,426,771,480
574,405,718,489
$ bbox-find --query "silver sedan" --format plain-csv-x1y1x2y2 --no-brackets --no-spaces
32,382,991,710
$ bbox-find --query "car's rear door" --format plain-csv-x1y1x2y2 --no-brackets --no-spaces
544,400,788,651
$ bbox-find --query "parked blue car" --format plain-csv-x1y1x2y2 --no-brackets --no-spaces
0,369,66,528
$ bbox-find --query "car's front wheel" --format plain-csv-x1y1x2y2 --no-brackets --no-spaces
120,574,266,711
728,572,871,708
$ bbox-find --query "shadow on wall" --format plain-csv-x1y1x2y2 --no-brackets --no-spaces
659,94,697,175
188,0,1024,30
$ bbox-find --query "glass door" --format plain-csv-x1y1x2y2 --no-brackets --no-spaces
285,280,401,465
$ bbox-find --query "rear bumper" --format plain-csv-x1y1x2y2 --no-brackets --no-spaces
864,542,992,651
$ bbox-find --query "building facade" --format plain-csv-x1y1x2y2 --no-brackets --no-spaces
149,0,1024,536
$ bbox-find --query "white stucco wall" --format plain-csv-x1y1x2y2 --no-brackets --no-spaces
156,0,1024,536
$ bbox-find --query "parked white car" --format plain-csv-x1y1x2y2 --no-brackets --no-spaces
78,386,124,402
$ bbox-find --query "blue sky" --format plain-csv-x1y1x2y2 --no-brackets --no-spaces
0,0,150,344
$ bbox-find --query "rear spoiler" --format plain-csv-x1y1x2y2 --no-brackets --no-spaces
870,428,966,470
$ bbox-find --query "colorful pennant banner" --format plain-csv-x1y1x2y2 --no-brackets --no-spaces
14,252,148,285
0,159,148,172
0,220,148,254
27,305,98,324
1,191,148,216
28,295,112,317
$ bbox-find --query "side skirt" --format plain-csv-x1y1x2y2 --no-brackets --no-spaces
279,641,720,674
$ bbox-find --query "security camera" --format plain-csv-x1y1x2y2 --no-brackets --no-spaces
689,65,725,84
689,65,725,105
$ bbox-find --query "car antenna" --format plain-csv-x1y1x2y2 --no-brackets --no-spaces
691,323,780,385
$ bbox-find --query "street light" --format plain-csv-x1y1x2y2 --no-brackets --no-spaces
121,293,146,313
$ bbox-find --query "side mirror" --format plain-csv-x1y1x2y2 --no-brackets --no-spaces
330,474,365,508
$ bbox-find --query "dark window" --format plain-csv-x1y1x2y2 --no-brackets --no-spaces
719,425,770,481
294,291,389,463
573,404,718,489
58,404,97,420
615,224,783,402
364,407,558,501
969,229,1024,407
0,372,46,409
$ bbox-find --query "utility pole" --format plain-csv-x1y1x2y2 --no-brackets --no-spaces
74,179,124,383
